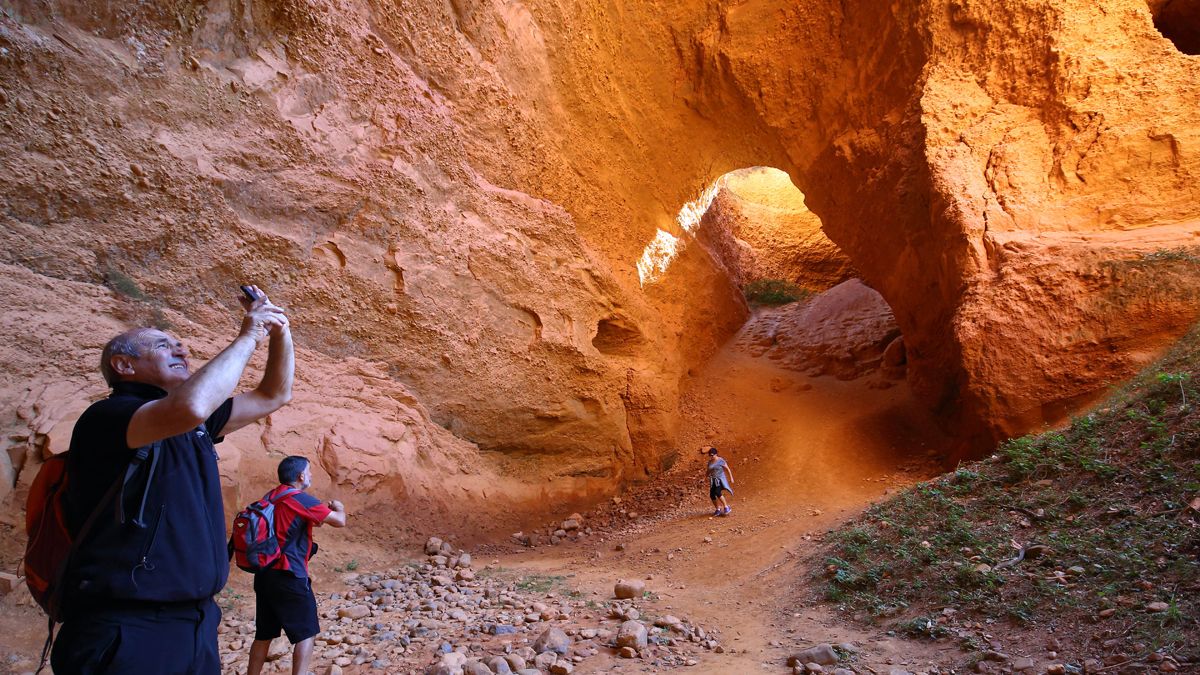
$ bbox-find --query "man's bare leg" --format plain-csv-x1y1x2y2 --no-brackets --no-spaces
292,636,315,675
248,639,272,675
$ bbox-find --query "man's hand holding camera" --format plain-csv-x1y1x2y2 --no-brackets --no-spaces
238,284,289,346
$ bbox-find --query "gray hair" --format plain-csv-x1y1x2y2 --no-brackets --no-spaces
99,328,153,386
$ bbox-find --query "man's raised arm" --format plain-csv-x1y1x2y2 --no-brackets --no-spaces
224,317,294,434
125,299,285,448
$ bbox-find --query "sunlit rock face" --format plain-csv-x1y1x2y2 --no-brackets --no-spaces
696,168,857,292
685,0,1200,449
2,0,1200,515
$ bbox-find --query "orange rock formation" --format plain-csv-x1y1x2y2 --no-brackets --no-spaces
2,0,1199,519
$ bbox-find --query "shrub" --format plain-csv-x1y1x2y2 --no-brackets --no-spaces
743,279,810,305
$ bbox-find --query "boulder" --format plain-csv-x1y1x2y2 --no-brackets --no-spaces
533,627,571,655
616,620,648,649
613,579,645,599
788,644,838,667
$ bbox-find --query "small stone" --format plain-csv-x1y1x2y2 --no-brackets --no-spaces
534,652,558,670
614,579,646,599
788,645,838,667
461,660,490,675
1098,608,1117,618
486,656,513,674
618,646,638,659
0,572,21,594
1146,601,1170,612
616,620,648,649
1011,657,1035,671
336,605,371,619
533,627,571,655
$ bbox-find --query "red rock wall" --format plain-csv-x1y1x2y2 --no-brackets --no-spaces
2,0,1200,516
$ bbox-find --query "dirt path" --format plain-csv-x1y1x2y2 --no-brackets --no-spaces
479,312,965,673
0,311,969,674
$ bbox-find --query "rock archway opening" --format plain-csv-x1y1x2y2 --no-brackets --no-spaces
652,167,952,508
681,167,910,387
1149,0,1200,55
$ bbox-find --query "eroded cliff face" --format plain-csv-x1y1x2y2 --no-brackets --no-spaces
2,0,1199,519
679,0,1200,448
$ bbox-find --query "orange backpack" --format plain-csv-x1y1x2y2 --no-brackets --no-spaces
23,453,72,619
23,444,156,671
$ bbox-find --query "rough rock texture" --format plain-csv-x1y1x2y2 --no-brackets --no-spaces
738,280,901,381
671,0,1200,450
697,167,857,291
2,0,1200,509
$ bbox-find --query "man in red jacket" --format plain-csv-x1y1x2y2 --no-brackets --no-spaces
248,455,347,675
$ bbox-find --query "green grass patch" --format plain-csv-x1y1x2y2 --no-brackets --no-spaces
104,267,147,300
514,574,568,594
743,279,812,306
812,321,1200,657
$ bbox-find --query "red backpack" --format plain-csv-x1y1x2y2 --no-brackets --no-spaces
229,488,299,573
23,454,73,619
24,444,156,672
24,443,156,620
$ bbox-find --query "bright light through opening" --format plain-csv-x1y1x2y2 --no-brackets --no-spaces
637,176,728,286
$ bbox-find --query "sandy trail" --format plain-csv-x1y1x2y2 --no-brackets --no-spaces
0,311,964,673
484,312,961,673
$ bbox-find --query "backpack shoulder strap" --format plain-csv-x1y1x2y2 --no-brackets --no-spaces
37,441,157,671
268,487,302,504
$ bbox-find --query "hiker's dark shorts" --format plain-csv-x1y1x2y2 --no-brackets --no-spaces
51,598,220,674
254,570,319,643
709,481,731,501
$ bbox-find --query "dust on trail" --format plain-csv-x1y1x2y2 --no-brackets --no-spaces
488,308,963,673
0,310,964,673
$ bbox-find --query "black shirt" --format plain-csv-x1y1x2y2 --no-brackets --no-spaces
65,381,233,604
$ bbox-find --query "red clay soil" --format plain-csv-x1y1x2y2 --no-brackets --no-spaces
0,308,968,673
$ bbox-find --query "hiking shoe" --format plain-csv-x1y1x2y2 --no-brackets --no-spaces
712,509,721,517
722,506,732,516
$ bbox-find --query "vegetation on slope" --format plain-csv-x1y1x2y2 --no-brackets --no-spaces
814,323,1200,667
743,279,812,305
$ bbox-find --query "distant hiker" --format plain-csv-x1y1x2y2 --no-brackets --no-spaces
704,446,734,516
247,456,347,675
50,286,293,674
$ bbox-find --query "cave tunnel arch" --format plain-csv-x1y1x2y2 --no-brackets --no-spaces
1149,0,1200,55
636,165,911,387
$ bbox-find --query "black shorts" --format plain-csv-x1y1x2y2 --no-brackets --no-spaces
52,599,221,674
253,571,320,643
710,482,730,501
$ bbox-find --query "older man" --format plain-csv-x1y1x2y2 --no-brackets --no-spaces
52,286,294,675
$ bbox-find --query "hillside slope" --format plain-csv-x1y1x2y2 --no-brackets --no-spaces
813,323,1200,670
